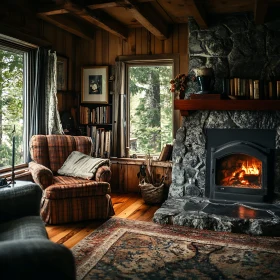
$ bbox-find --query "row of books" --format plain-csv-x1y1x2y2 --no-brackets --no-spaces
223,78,280,99
92,127,112,158
158,144,173,161
83,126,112,158
80,105,111,125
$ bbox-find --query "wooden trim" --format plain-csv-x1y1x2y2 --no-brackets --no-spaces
37,1,128,40
0,163,28,173
123,0,169,40
37,13,95,41
116,53,180,62
37,4,68,16
174,99,280,116
188,0,208,29
63,1,129,40
110,157,172,167
116,53,180,140
254,0,268,25
86,0,154,9
0,164,30,180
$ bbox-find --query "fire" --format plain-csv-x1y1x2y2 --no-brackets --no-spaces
241,162,260,175
218,155,262,189
233,162,260,177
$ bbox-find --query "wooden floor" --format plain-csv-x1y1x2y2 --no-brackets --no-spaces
45,193,161,249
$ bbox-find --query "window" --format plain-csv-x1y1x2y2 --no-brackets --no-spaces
127,62,173,156
0,36,35,171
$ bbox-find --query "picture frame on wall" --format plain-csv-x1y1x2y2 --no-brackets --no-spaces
57,55,68,92
81,66,109,104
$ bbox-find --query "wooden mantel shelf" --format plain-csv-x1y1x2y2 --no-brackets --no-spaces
174,99,280,116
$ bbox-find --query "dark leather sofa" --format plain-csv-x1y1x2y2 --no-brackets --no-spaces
0,180,76,279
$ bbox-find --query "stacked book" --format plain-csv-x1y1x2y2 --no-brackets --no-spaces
80,105,111,124
223,78,280,99
90,127,112,158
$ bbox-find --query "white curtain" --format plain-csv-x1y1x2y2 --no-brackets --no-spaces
45,50,64,135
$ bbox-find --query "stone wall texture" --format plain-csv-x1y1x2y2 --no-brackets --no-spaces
170,14,280,200
188,13,280,93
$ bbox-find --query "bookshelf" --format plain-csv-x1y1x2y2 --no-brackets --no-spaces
79,103,113,158
174,99,280,116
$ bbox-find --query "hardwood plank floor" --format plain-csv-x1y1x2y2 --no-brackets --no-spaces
45,193,161,249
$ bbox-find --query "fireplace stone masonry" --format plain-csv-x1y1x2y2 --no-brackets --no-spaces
153,14,280,236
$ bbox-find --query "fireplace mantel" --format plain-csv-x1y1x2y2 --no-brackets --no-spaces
174,99,280,116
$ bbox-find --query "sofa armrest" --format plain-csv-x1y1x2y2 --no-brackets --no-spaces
0,239,76,280
0,182,42,222
29,161,53,190
95,165,112,182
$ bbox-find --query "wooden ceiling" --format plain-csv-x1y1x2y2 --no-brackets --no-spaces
36,0,280,41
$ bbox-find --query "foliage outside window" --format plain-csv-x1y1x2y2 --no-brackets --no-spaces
128,65,173,156
0,48,24,170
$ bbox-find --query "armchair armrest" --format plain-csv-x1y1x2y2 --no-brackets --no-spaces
0,239,76,280
95,165,112,182
29,161,53,190
0,181,42,222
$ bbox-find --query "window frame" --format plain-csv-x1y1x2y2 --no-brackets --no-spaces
126,62,173,156
117,54,180,156
0,34,37,174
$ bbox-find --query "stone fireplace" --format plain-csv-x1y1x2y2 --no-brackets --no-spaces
153,14,280,236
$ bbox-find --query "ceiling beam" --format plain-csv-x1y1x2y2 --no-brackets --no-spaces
37,4,69,16
254,0,268,25
123,0,169,40
61,0,129,40
185,0,208,29
85,0,154,10
37,13,95,41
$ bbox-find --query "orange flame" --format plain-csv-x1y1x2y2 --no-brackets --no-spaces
231,161,260,186
241,162,259,175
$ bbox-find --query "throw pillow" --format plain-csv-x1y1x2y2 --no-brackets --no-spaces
57,151,110,179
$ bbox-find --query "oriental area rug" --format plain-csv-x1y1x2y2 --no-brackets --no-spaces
71,217,280,280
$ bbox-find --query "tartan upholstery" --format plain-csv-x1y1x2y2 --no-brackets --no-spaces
30,135,93,172
45,176,111,199
30,135,50,168
29,161,53,190
29,135,115,225
95,165,112,182
41,194,114,225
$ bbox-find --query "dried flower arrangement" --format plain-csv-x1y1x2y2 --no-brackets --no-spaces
169,74,187,99
170,73,196,99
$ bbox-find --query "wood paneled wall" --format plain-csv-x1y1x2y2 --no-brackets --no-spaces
40,22,188,193
41,22,189,113
110,159,172,194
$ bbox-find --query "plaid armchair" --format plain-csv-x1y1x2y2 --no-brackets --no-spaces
29,135,115,225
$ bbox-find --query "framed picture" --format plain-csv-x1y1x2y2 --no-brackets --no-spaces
81,66,108,104
57,55,68,91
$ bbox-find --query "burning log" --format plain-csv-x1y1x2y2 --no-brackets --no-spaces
220,168,261,187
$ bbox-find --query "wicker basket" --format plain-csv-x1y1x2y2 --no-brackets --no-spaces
139,180,164,204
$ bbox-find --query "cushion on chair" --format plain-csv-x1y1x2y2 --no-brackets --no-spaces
57,151,110,179
44,176,111,199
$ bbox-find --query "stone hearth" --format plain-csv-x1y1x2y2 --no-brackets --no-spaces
153,197,280,236
153,14,280,236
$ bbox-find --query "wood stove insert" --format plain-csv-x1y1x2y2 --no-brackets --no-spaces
205,129,276,203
